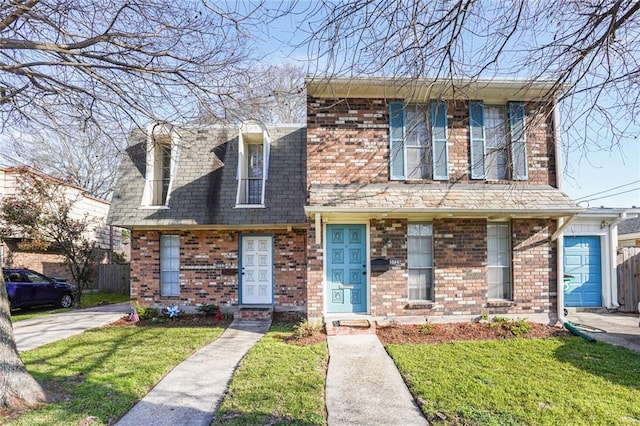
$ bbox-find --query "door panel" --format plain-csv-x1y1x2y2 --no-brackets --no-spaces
241,236,273,304
326,224,367,313
564,236,602,307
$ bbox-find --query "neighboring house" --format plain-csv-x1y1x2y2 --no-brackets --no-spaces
107,122,307,312
619,216,640,247
0,167,119,282
109,78,585,324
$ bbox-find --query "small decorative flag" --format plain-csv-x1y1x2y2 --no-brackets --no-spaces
130,307,140,323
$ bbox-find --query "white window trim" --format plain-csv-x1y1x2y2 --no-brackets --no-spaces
141,122,182,208
235,120,270,208
407,222,434,302
160,234,180,297
487,221,512,300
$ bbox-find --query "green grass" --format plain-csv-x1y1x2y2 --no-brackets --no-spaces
386,337,640,425
213,323,328,425
11,324,225,425
11,292,130,322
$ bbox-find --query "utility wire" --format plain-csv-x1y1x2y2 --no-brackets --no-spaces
574,179,640,201
579,187,640,203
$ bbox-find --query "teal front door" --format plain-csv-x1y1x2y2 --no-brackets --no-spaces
326,224,367,313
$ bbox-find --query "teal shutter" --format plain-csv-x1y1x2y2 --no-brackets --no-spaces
509,102,527,180
430,101,448,180
389,101,406,180
469,101,486,179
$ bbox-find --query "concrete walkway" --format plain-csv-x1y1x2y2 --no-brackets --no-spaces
566,310,640,352
116,319,271,426
326,334,428,426
14,302,130,352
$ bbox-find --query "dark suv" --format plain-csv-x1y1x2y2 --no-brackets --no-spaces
3,268,74,309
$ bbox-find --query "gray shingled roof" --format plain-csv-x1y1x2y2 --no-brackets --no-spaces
107,125,307,227
619,217,640,235
307,183,580,214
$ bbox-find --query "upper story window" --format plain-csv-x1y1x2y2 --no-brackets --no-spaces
141,122,180,208
236,121,270,207
469,102,527,181
389,101,448,181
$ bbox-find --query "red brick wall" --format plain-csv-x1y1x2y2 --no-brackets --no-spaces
307,97,389,185
130,228,307,311
307,97,557,186
306,218,558,320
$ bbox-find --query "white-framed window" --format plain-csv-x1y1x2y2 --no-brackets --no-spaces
160,234,180,296
407,223,434,301
141,123,181,207
236,121,270,207
469,102,527,180
487,222,512,300
389,101,448,181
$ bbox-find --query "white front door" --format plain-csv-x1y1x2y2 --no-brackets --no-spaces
241,235,273,304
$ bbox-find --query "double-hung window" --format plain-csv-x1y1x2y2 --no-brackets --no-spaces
236,121,270,207
469,102,527,180
487,222,512,300
142,123,180,207
389,101,448,181
407,223,434,301
160,235,180,296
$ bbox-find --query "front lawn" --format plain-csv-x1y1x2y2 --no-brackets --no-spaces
386,337,640,425
213,322,328,425
10,323,225,425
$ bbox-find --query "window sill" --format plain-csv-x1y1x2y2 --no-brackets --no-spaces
485,300,514,308
234,204,266,209
405,301,434,309
139,205,170,210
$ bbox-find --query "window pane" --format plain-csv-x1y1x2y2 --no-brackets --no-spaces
408,223,434,300
409,269,433,300
160,235,180,296
487,223,511,299
485,106,508,179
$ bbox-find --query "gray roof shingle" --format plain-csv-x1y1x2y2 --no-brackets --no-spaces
107,125,307,227
307,183,580,214
619,217,640,235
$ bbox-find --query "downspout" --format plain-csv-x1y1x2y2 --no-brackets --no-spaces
553,100,594,341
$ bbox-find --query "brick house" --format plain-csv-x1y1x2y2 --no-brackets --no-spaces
0,167,118,282
304,78,581,324
107,122,308,313
108,78,581,324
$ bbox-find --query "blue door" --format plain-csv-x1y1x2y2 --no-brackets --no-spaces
564,236,602,307
326,224,367,313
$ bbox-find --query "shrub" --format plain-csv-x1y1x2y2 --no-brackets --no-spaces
292,319,324,339
135,303,160,320
489,316,532,337
196,304,218,316
420,322,434,335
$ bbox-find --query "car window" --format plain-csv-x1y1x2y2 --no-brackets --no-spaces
24,270,51,283
5,272,26,282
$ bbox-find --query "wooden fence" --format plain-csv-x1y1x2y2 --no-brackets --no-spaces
617,247,640,313
98,263,130,295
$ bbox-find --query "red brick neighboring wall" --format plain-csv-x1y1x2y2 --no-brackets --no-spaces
307,97,557,186
130,229,307,311
307,218,558,320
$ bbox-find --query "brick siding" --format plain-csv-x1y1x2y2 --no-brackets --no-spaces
306,218,558,320
130,228,307,311
307,97,557,186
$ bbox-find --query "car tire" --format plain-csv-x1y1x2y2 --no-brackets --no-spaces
59,294,73,308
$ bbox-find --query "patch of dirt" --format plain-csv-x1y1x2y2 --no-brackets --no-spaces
377,321,570,345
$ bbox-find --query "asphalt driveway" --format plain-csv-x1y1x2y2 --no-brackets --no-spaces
12,302,130,352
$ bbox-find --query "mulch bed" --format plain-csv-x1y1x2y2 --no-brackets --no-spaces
109,314,231,327
377,321,570,345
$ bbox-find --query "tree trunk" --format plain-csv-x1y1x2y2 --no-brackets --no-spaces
0,275,46,410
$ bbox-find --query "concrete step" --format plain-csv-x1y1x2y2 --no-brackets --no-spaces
325,318,376,336
235,305,274,320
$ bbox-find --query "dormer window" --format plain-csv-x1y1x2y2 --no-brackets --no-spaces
141,122,180,208
236,121,270,207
